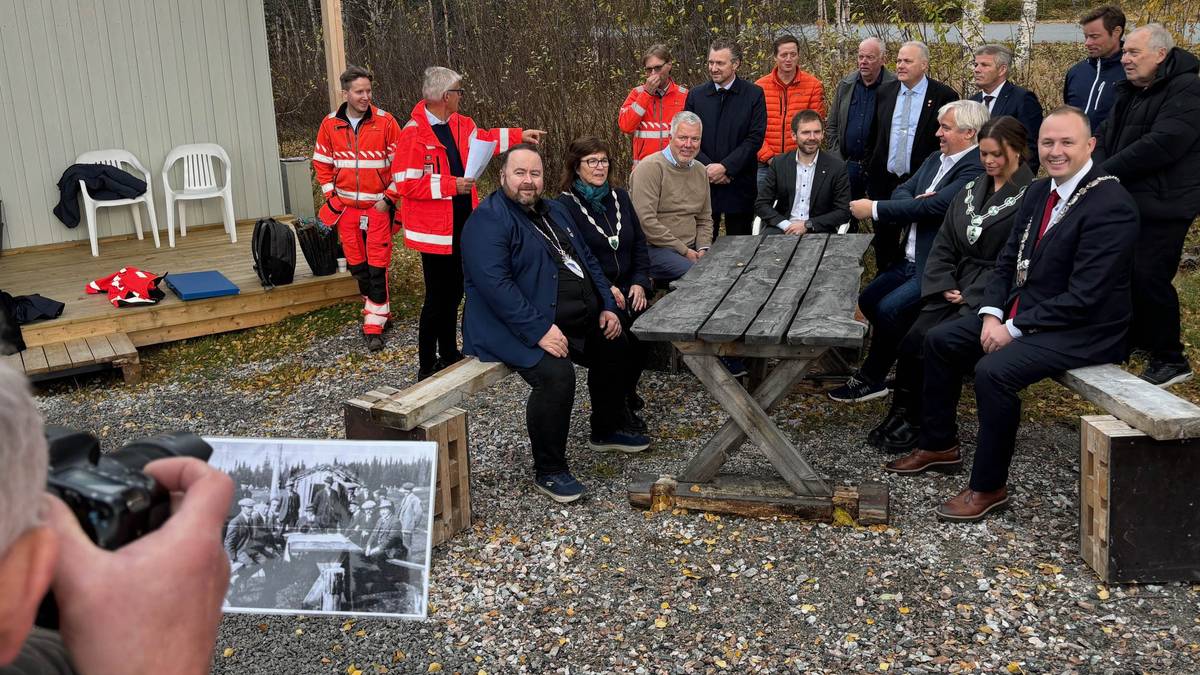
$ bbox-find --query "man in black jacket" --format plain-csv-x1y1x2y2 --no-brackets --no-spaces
968,44,1043,173
885,107,1139,521
684,39,767,240
1095,24,1200,386
863,41,960,271
755,110,851,234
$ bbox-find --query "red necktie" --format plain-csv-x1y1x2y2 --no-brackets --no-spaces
1009,189,1061,319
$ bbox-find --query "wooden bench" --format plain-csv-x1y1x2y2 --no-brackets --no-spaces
1055,363,1200,582
3,333,141,383
344,357,511,547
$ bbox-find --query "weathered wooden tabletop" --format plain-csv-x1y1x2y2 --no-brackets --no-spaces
634,233,873,350
630,233,875,504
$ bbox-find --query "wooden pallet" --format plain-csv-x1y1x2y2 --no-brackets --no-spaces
2,333,141,383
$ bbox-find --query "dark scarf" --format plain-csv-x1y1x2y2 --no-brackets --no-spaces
573,179,609,213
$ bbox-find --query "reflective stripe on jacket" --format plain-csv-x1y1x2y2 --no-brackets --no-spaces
391,99,522,255
312,104,402,210
618,81,688,162
754,68,826,164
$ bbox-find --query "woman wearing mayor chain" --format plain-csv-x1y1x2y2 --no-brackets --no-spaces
868,116,1034,454
389,66,545,381
556,137,653,433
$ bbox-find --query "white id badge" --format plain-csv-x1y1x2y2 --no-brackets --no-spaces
359,214,369,231
563,256,585,279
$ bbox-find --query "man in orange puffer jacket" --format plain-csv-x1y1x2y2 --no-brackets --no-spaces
755,35,826,186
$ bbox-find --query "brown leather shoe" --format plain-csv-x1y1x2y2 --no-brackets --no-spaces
935,486,1009,522
883,445,962,474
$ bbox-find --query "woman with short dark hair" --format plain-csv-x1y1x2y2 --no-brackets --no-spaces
556,136,652,431
871,116,1035,455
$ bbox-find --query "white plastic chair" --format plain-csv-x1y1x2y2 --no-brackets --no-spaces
74,149,161,257
161,143,237,247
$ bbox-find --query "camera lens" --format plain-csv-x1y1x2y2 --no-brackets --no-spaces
111,433,212,471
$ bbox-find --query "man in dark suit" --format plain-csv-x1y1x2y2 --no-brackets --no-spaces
968,44,1043,173
833,100,988,403
278,477,300,531
885,106,1140,521
684,39,767,240
462,144,649,504
755,109,851,234
864,41,960,271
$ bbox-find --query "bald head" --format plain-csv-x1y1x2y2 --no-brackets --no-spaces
857,37,886,84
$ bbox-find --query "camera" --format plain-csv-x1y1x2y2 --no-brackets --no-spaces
44,425,213,550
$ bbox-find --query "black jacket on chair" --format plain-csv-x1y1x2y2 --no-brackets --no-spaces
968,82,1044,173
53,164,147,228
684,77,767,214
982,163,1139,363
863,77,959,200
754,151,851,233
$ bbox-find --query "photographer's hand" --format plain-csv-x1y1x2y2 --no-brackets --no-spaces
47,457,233,675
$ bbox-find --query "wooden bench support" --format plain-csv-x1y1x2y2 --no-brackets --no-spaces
1080,415,1200,582
1058,364,1200,440
628,473,889,525
3,332,140,383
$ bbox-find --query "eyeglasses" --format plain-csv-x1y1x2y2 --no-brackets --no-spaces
581,158,611,168
644,64,667,73
446,88,465,95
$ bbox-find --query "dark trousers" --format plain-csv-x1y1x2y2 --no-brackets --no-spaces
846,159,868,200
712,211,754,240
1128,217,1192,364
868,172,906,271
418,251,465,372
892,304,959,416
858,260,921,383
919,315,1092,492
514,325,637,475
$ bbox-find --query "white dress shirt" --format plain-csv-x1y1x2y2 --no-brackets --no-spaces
979,158,1095,336
870,145,977,260
779,151,819,230
425,108,447,126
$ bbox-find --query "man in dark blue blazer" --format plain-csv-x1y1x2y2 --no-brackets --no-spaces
886,107,1140,522
461,145,651,504
968,44,1043,173
684,39,767,240
832,100,987,403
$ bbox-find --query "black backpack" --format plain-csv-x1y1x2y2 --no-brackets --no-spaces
251,218,296,289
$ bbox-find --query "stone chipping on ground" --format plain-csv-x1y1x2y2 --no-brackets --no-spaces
34,317,1200,674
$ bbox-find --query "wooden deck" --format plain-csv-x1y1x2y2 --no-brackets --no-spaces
0,219,359,352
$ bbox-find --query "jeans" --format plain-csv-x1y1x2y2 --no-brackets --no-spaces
857,260,921,383
647,246,694,285
514,323,636,475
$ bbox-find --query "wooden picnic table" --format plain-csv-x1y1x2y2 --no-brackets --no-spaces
628,233,889,524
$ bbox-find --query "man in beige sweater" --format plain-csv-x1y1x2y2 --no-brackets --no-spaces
629,111,714,283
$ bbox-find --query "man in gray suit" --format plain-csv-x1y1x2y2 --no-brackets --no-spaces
825,37,896,198
755,109,852,234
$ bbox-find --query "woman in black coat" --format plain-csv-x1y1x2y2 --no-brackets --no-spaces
556,136,652,432
870,116,1035,453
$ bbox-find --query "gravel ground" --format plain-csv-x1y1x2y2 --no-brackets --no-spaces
35,317,1200,675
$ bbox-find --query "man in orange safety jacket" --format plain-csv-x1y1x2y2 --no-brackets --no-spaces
618,44,688,168
313,65,403,352
389,66,545,380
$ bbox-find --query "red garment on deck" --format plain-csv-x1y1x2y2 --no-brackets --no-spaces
86,267,166,307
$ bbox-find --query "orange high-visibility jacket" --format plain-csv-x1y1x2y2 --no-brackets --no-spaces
312,103,403,210
618,81,688,162
389,100,522,255
755,68,826,164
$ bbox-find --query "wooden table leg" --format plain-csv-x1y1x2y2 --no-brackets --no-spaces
679,357,813,483
682,353,832,498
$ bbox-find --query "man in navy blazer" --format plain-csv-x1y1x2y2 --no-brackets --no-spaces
684,39,767,240
461,144,651,504
968,44,1043,173
832,100,987,403
885,107,1139,522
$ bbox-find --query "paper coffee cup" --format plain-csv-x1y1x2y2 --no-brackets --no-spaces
337,257,347,273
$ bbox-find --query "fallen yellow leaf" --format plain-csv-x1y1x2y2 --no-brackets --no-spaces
1098,588,1111,600
898,607,911,614
654,618,668,628
1007,663,1024,673
661,601,671,609
222,648,235,658
355,629,367,637
879,663,890,671
714,658,729,668
428,664,443,673
800,604,817,613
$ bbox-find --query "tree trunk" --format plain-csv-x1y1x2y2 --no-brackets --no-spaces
961,0,986,50
1014,0,1037,70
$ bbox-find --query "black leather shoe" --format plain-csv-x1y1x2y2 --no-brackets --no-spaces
365,335,385,352
879,418,920,453
867,407,905,447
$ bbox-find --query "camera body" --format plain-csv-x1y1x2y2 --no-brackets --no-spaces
44,426,212,550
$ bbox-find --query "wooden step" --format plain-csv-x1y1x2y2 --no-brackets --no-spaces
3,332,141,383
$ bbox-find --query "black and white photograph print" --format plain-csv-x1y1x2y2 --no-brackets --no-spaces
204,437,437,620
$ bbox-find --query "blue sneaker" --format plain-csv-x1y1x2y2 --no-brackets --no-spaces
533,471,587,503
720,357,749,378
589,430,651,453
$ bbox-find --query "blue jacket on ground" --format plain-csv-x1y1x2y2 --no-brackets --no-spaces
1063,49,1125,131
462,191,617,369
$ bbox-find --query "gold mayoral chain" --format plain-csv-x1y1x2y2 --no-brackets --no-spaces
962,179,1026,245
564,191,622,251
1013,175,1118,287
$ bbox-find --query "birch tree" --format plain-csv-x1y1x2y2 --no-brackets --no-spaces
1013,0,1038,70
